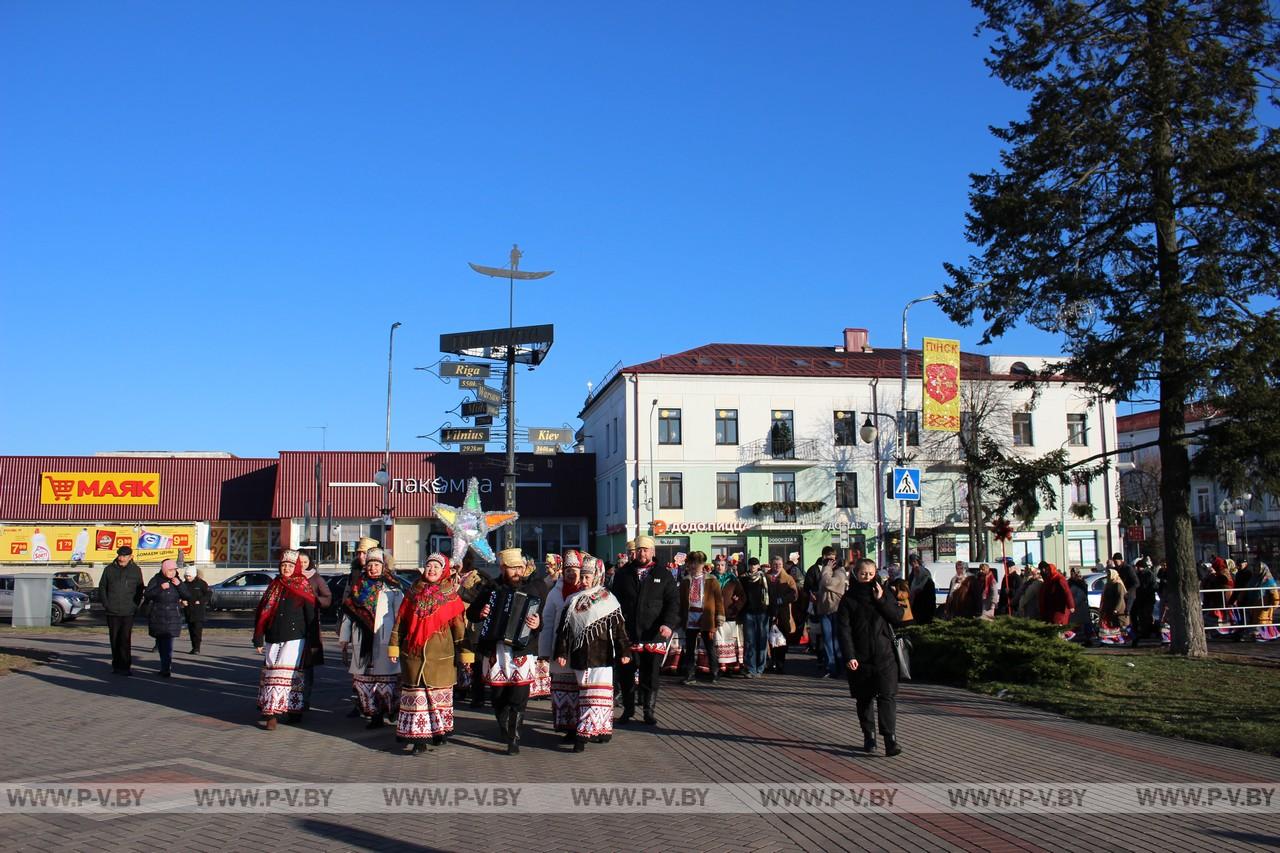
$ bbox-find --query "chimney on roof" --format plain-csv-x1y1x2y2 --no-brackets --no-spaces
842,328,870,353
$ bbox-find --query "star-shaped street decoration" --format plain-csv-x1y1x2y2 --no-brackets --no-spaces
433,476,518,565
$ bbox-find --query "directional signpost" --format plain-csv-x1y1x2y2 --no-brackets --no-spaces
462,401,500,419
459,443,487,455
530,427,574,446
532,445,557,456
440,361,491,380
442,427,490,445
474,384,503,406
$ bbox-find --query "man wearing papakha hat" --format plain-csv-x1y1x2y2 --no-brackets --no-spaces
467,547,551,754
611,535,679,725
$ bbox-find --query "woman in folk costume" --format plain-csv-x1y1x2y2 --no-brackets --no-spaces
388,553,466,754
1097,566,1129,645
1202,557,1237,634
339,548,405,728
253,550,318,730
540,550,585,740
529,554,563,700
555,555,631,752
714,554,746,675
1248,563,1279,642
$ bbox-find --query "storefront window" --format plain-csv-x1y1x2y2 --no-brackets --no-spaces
655,537,689,569
211,522,281,568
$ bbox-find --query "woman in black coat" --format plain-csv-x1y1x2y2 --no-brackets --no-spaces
179,568,212,654
837,558,904,756
144,559,186,678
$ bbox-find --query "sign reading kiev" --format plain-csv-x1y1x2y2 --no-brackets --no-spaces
441,427,490,444
531,427,573,445
41,472,161,505
440,361,491,379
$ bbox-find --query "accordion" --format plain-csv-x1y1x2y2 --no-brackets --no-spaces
479,586,542,650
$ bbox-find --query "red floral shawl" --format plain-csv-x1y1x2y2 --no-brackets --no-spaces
396,579,465,656
254,573,317,640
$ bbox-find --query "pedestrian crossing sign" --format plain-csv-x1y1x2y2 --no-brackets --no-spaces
893,467,921,501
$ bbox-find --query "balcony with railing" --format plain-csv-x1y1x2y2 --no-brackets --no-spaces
748,500,827,527
739,436,824,467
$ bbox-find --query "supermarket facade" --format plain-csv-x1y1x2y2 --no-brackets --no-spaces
0,451,595,577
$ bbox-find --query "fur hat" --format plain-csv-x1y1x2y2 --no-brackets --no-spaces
366,548,388,565
634,535,655,550
499,547,524,568
625,539,636,551
357,536,378,552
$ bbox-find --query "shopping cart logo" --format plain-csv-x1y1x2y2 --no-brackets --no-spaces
41,472,161,505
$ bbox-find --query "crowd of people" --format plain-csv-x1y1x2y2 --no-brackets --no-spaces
97,535,1278,761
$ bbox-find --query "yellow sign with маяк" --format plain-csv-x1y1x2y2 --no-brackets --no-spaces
40,472,161,505
0,524,195,564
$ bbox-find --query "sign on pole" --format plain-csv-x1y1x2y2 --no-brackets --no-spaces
473,415,494,427
459,443,487,455
923,337,961,432
892,467,921,501
474,384,503,406
532,445,557,456
530,427,574,445
441,427,490,445
462,401,500,419
440,362,491,379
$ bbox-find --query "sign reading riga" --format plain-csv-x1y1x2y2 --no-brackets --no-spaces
41,472,161,505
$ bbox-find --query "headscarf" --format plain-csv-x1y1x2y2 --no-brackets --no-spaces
560,584,623,652
713,558,736,591
342,550,404,658
395,565,464,656
254,571,317,640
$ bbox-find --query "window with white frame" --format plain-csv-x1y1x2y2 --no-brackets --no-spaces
1067,413,1088,446
1012,412,1034,446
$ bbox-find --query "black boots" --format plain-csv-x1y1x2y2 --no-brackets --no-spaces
863,735,877,753
498,708,522,755
884,737,902,757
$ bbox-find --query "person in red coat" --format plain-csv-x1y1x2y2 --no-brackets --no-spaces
1038,562,1074,625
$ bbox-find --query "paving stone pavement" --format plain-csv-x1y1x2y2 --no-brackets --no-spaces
1,625,1278,852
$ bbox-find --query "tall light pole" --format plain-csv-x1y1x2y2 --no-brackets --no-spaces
860,412,896,567
379,321,401,551
899,294,941,573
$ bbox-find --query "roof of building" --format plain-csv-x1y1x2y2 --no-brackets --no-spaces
1117,403,1220,434
619,343,1001,380
0,455,277,522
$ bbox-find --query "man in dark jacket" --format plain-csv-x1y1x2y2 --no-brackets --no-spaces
467,548,549,755
98,546,144,675
837,558,905,756
905,556,936,624
1113,553,1139,613
611,535,679,725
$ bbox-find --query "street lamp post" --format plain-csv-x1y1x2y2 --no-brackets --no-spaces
898,294,942,573
860,413,897,568
380,321,401,551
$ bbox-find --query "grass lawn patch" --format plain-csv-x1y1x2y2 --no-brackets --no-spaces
0,646,57,676
974,653,1280,757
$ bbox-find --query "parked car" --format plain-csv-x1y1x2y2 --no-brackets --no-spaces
210,570,278,610
321,573,348,622
0,575,90,625
53,570,98,602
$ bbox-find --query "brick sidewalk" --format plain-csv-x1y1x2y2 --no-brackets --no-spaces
1,626,1277,852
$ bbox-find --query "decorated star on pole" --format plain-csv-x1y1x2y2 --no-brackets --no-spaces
433,476,518,564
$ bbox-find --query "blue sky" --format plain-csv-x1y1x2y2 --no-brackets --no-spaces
2,2,1081,458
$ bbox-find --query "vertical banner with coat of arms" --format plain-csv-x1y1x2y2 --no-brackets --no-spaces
922,337,961,432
